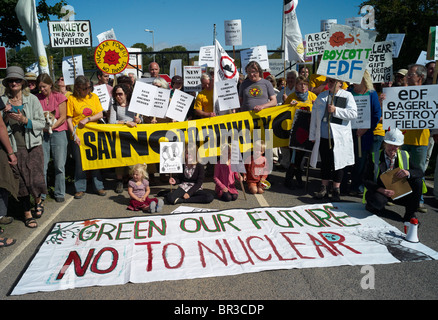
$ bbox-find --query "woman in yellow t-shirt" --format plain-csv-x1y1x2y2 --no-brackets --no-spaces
67,76,106,199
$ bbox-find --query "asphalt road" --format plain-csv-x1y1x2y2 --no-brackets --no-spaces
1,164,437,304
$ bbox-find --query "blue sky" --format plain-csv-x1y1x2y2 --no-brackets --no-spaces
39,0,366,51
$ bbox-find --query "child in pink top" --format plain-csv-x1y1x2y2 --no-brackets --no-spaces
214,144,242,202
127,164,163,213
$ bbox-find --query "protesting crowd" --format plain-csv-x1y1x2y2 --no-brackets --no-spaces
0,57,436,249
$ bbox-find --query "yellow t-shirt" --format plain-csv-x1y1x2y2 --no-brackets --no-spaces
284,91,317,111
67,92,103,128
194,89,214,113
309,74,348,90
402,129,430,146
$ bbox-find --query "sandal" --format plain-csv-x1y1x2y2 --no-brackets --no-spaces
0,237,16,248
25,217,38,228
34,200,44,219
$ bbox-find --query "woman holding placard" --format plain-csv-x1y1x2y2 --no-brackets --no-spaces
309,77,357,201
108,83,142,193
66,76,106,199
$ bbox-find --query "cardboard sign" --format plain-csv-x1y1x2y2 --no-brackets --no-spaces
183,66,202,92
129,81,158,116
351,95,371,129
93,84,112,111
317,24,377,84
215,40,239,82
215,80,239,112
240,46,269,74
62,55,84,86
152,87,171,119
199,46,215,68
160,142,184,173
386,34,405,59
382,85,438,130
94,40,129,75
224,19,242,46
166,89,194,122
48,20,92,48
305,31,329,57
366,41,393,83
427,26,438,60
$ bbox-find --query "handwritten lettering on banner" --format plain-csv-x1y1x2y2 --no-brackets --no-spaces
11,203,438,295
382,85,438,130
317,24,377,84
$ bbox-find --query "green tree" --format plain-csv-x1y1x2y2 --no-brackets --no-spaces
359,0,438,70
0,0,67,48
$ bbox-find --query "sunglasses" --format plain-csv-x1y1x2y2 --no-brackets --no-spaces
8,79,23,84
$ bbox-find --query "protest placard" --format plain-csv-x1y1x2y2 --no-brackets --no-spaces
382,85,438,130
224,19,242,46
165,89,194,122
48,21,92,48
170,59,182,78
11,202,438,295
183,66,202,92
386,34,405,58
366,41,393,83
215,80,239,112
96,28,116,44
427,26,438,60
305,31,329,57
199,46,215,68
240,46,269,74
93,84,112,111
62,55,84,86
151,87,171,119
351,95,371,129
129,81,158,116
160,142,184,174
94,40,129,75
317,24,377,84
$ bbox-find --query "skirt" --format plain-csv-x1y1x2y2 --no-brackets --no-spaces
15,145,47,198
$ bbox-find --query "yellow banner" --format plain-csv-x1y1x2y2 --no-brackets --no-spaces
78,105,295,170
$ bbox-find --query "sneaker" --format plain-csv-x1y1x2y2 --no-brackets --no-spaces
115,181,124,194
314,185,328,199
156,199,164,212
97,189,107,196
150,202,156,213
416,203,427,213
74,191,85,199
0,216,13,225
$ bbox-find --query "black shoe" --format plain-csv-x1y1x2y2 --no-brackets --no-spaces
365,204,380,215
55,197,65,203
314,185,328,199
331,187,341,201
115,181,124,194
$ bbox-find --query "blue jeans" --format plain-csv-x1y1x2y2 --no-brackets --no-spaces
71,140,104,193
41,131,68,200
402,144,427,204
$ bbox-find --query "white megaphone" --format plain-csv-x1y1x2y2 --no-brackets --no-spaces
404,218,419,243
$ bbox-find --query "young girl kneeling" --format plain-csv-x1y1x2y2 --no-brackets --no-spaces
127,164,163,213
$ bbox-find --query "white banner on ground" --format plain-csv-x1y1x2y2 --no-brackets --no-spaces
11,203,438,295
382,84,438,130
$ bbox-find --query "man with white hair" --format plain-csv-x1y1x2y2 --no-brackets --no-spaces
363,128,424,223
